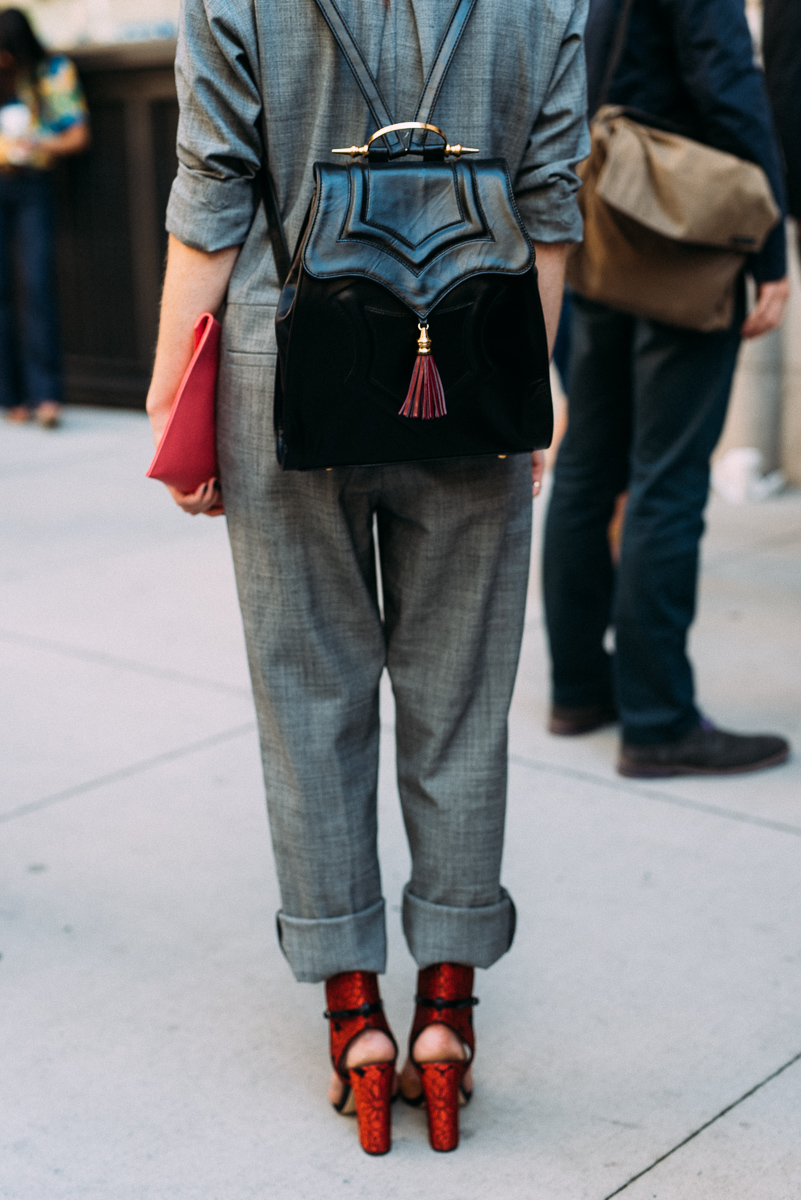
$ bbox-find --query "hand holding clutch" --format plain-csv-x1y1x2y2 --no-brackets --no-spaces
146,312,221,495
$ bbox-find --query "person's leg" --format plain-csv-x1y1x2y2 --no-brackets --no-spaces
15,174,62,413
376,453,532,971
551,288,573,391
375,454,530,1138
614,309,742,745
542,296,633,714
0,179,22,412
218,357,389,986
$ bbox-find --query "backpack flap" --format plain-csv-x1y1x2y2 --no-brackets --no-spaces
303,157,533,320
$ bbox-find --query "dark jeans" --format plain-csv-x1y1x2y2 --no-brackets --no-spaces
552,288,573,391
0,171,62,408
543,293,743,746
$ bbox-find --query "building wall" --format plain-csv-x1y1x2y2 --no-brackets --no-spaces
22,0,178,49
718,224,801,486
716,0,801,486
780,229,801,485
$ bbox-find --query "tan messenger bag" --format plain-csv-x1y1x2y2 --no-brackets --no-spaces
567,105,781,332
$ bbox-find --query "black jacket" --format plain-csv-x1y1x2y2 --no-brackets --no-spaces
763,0,801,219
585,0,787,282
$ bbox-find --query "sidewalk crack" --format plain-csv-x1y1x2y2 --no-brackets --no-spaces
0,722,257,824
0,627,253,699
601,1049,801,1199
509,754,801,838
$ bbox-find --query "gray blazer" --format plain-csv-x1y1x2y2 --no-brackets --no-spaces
167,0,589,357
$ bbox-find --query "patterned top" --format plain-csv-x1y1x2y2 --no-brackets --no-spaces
0,55,87,169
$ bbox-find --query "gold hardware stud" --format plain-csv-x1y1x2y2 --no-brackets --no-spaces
416,323,433,356
498,454,507,459
331,144,370,157
445,144,480,158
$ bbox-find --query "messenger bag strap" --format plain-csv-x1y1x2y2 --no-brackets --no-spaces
414,0,478,127
312,0,404,155
596,0,636,112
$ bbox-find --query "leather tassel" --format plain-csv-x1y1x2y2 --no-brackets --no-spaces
399,324,447,419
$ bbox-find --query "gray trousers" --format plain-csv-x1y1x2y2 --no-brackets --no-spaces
219,353,532,983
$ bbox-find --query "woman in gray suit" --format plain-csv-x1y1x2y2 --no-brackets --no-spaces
146,0,589,1155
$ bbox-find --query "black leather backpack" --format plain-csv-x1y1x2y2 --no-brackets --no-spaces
272,0,552,471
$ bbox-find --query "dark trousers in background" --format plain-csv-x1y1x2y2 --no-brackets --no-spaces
0,171,62,409
543,293,743,746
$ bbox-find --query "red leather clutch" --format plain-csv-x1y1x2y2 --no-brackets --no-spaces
146,312,221,493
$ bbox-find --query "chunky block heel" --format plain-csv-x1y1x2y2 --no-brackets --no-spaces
418,1061,464,1151
404,963,478,1151
325,971,398,1156
349,1061,395,1154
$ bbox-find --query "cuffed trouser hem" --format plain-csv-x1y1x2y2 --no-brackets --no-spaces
276,898,387,984
620,705,700,747
402,885,516,970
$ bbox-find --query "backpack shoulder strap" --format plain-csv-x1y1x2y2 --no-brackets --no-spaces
255,153,290,286
312,0,404,156
314,0,478,155
414,0,477,127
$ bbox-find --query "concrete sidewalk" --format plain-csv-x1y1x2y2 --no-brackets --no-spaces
1,407,799,1200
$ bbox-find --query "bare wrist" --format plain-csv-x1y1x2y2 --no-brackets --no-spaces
146,390,173,420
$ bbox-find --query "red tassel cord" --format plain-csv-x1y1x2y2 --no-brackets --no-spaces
399,324,447,419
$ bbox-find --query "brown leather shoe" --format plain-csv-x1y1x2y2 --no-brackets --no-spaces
549,701,618,736
618,719,790,778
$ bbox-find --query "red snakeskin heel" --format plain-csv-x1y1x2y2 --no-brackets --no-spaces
325,971,398,1156
406,963,478,1152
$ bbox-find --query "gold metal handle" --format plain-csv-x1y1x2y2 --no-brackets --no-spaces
367,122,446,150
332,121,479,158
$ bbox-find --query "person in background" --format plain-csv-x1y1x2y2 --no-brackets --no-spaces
0,8,89,429
542,0,791,777
763,0,801,237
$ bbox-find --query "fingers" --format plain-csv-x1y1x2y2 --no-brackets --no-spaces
531,450,545,498
166,478,224,516
741,279,789,340
196,478,225,517
741,300,767,339
741,304,775,339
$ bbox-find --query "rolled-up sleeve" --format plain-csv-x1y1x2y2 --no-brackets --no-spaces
514,0,591,243
166,0,262,251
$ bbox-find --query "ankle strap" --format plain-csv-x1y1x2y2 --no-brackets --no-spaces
414,995,479,1011
325,972,396,1079
411,964,477,1063
324,1000,385,1021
